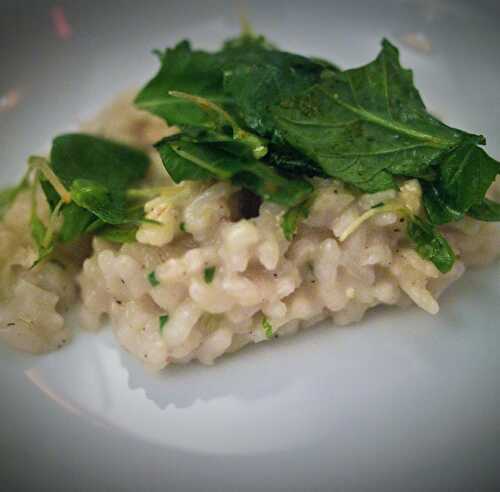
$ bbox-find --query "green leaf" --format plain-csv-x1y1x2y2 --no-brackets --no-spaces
148,271,160,287
262,317,274,339
407,216,455,273
468,198,500,222
265,146,328,178
422,183,464,225
31,214,53,265
159,315,169,333
272,39,484,192
50,134,150,190
135,40,230,128
168,91,268,159
438,143,500,213
30,175,56,265
60,203,99,243
281,193,316,241
70,179,130,225
155,139,313,207
41,179,98,243
204,266,216,284
96,224,139,244
223,50,328,141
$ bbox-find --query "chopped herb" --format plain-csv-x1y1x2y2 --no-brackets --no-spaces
159,315,169,333
281,192,316,241
204,266,216,284
407,216,455,273
262,317,274,339
371,202,385,209
179,222,187,232
97,224,139,244
148,271,160,287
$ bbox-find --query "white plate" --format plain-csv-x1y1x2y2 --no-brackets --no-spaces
1,1,499,490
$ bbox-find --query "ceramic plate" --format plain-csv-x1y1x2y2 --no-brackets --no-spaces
1,1,499,490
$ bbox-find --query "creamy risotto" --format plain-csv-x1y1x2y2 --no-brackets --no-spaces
1,32,500,370
0,93,498,369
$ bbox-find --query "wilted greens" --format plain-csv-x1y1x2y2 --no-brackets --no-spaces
136,33,500,272
1,32,499,273
20,135,151,263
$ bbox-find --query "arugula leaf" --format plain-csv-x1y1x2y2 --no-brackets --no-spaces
272,39,484,192
407,216,455,273
93,224,139,244
51,134,150,190
223,50,328,141
281,193,316,241
135,41,230,128
30,174,59,265
422,183,463,225
41,178,98,243
31,214,52,265
438,143,500,213
70,179,131,225
60,203,100,243
468,198,500,221
168,91,267,158
155,139,313,207
35,134,150,250
265,146,328,178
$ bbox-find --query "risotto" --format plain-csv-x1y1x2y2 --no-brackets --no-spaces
1,33,499,370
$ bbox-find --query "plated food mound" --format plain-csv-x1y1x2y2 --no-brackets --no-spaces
1,33,499,369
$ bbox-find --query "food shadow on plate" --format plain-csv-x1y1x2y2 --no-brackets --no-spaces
116,302,428,411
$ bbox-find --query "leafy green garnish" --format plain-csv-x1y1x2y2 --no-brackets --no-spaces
422,183,464,225
468,198,500,222
18,135,150,265
203,266,216,284
96,224,139,244
29,173,60,265
159,315,169,333
265,146,327,178
262,317,274,339
135,40,230,128
51,134,149,190
4,31,496,281
281,193,316,241
179,222,187,232
272,39,485,192
223,49,330,141
168,91,268,159
338,200,456,273
148,271,160,287
407,216,455,273
155,138,313,207
133,33,500,274
437,143,500,213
